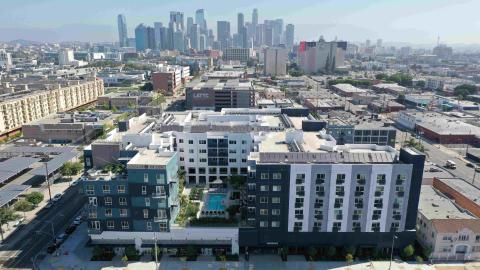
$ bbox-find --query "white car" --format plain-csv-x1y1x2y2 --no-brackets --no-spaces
73,215,83,225
45,201,54,208
70,179,79,186
52,193,62,202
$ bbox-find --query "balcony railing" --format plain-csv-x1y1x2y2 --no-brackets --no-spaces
357,179,366,185
355,191,363,197
374,191,383,197
314,203,323,208
397,191,405,197
374,203,383,208
355,203,363,208
336,180,345,185
372,215,380,220
154,216,168,223
336,191,345,197
152,193,166,198
352,215,360,220
393,203,400,209
377,180,386,185
314,215,322,220
296,191,305,197
393,215,401,220
336,214,343,220
315,179,324,185
295,214,304,219
316,191,325,197
395,180,404,185
295,203,303,208
334,203,342,208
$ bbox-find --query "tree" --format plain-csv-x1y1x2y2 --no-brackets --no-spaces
375,73,389,80
402,244,415,259
0,207,20,227
60,162,83,179
139,82,154,91
345,253,354,263
14,200,33,219
228,175,246,189
454,84,476,98
26,192,44,206
307,246,317,261
327,246,337,258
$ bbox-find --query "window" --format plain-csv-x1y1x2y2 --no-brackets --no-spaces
178,139,184,143
188,140,194,144
373,210,382,220
260,209,268,215
241,159,247,163
120,209,128,217
313,222,322,232
377,174,386,185
117,185,125,194
86,185,94,195
155,186,166,196
314,209,323,220
104,197,112,206
106,220,114,229
272,185,281,191
336,174,345,184
242,140,247,144
229,158,237,163
259,221,268,228
261,173,269,180
260,197,268,203
272,197,280,204
334,209,343,220
260,185,269,192
144,173,149,182
271,221,280,228
189,158,194,162
391,222,399,232
156,174,165,184
229,149,236,154
121,221,129,230
352,222,361,232
296,174,305,184
200,158,207,163
159,222,168,232
199,140,206,144
371,222,380,232
119,197,127,206
356,174,366,184
229,140,236,144
146,222,152,231
105,209,112,217
145,198,150,207
141,186,147,195
272,173,282,179
316,174,325,184
143,209,149,218
102,185,110,194
189,149,194,154
199,149,207,153
294,222,302,232
459,235,469,241
272,209,280,215
332,222,342,232
157,209,167,219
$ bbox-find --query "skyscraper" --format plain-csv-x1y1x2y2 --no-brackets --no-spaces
285,24,295,48
272,19,283,46
190,24,200,50
237,13,244,35
117,14,128,47
252,8,258,28
217,21,231,50
135,24,148,51
170,11,185,31
187,17,194,36
154,22,165,50
195,9,207,33
252,9,259,46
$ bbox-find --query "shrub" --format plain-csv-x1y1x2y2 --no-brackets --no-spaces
327,246,337,259
415,255,424,263
402,245,415,259
26,192,44,206
345,253,354,263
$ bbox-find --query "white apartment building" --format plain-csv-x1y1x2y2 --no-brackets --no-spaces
58,49,75,66
0,50,12,69
0,79,104,135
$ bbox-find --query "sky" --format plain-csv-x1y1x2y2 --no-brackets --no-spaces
1,0,479,45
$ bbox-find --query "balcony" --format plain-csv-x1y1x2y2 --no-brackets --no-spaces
352,215,360,220
295,203,303,208
316,191,325,197
374,203,383,208
393,215,401,220
152,193,166,198
355,191,363,197
295,214,304,219
296,179,304,185
397,191,405,197
296,191,305,197
355,203,363,208
393,203,400,209
315,179,324,185
314,215,322,220
154,216,168,223
357,179,366,185
336,191,345,197
336,214,343,220
314,203,323,208
336,180,345,185
293,227,302,232
334,203,342,208
377,180,386,185
374,191,383,197
395,180,404,185
372,215,380,220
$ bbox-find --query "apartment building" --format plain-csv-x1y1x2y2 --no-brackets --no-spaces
84,149,181,242
240,130,425,252
185,79,255,111
0,79,104,135
151,65,190,95
417,184,480,261
222,48,252,62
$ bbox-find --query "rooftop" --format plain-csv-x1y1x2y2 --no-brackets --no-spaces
435,178,480,205
187,79,253,91
127,149,175,167
418,185,474,220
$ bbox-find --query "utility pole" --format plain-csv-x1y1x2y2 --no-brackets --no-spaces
389,234,397,270
45,160,52,201
154,231,159,270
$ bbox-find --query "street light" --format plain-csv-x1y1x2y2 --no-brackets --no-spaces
389,234,397,270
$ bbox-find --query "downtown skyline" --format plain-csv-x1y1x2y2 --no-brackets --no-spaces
0,0,480,46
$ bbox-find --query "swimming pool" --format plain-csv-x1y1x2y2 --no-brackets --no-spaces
206,194,226,211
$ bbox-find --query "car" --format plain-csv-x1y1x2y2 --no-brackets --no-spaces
428,167,441,172
475,166,480,173
52,193,62,202
73,215,83,225
466,162,475,168
47,243,57,254
65,225,76,235
55,233,67,244
44,201,54,208
70,179,79,186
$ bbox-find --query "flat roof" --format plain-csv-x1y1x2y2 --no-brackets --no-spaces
418,185,474,220
127,149,174,167
0,184,31,207
435,178,480,205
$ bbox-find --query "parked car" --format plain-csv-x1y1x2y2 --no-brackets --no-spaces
55,233,67,244
475,166,480,173
73,215,83,225
71,179,79,186
52,193,62,202
47,243,57,254
65,225,76,235
466,162,474,168
44,201,54,208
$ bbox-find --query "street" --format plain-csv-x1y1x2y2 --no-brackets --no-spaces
0,184,86,269
395,128,479,186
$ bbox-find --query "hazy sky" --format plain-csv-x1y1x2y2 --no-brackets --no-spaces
1,0,479,45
